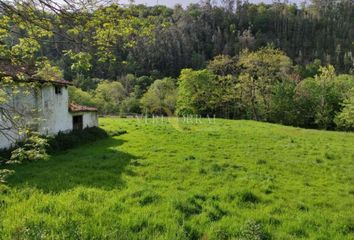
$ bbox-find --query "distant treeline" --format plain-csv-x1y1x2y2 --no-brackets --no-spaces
2,0,353,82
70,46,354,131
1,0,354,131
52,0,353,79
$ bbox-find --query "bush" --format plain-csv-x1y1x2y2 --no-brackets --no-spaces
0,169,14,183
10,133,49,163
0,127,108,160
47,127,108,153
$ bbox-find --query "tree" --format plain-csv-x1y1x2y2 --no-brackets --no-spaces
93,81,126,115
176,69,217,116
335,87,354,130
176,68,241,118
296,59,322,79
68,86,95,107
207,55,238,76
237,47,292,120
293,77,320,127
294,65,351,129
34,59,64,81
141,78,177,115
65,51,92,87
269,80,298,125
120,97,141,116
313,65,339,129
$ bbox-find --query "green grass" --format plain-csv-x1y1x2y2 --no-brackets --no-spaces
1,117,354,239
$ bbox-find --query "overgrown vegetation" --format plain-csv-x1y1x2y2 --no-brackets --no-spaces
66,48,354,130
0,127,108,182
0,117,353,239
1,0,353,131
47,127,108,153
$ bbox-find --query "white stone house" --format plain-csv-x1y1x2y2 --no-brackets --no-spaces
0,78,98,150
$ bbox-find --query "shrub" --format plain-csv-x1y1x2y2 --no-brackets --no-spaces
10,133,49,163
0,154,8,164
0,127,108,161
47,127,108,153
0,169,14,183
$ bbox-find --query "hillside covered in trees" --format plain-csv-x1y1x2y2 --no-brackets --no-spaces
0,0,353,130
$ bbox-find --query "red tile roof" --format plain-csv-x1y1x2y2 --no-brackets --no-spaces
69,103,98,113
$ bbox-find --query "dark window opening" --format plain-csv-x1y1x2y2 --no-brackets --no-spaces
73,115,83,130
55,86,62,95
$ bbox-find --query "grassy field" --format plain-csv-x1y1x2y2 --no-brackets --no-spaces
0,117,354,239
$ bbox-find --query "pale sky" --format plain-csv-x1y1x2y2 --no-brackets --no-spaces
120,0,303,8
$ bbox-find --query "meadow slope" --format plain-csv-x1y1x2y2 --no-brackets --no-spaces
0,117,354,239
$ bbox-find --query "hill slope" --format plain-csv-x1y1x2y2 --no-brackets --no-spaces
1,118,354,239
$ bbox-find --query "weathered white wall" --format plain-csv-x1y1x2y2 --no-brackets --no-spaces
0,84,98,150
39,86,72,135
0,87,41,150
83,112,99,128
0,119,18,150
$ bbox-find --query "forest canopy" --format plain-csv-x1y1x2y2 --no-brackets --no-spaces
0,0,353,130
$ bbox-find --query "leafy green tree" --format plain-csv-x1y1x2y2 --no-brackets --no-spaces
294,77,320,127
134,76,155,98
177,68,240,118
335,87,354,130
211,74,241,119
141,78,177,115
87,4,156,63
93,81,126,115
313,65,339,129
2,0,353,81
270,80,298,125
0,9,55,180
68,86,95,107
207,55,238,76
120,97,142,116
176,69,217,116
34,59,64,81
296,59,322,79
294,65,350,129
237,47,292,120
333,74,354,101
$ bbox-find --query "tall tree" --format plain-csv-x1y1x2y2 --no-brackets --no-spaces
237,47,292,120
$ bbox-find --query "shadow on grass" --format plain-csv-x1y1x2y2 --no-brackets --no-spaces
6,137,138,193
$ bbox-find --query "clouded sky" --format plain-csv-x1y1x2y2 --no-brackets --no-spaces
120,0,303,8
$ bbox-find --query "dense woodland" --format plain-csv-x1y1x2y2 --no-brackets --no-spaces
30,0,354,79
0,0,354,131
